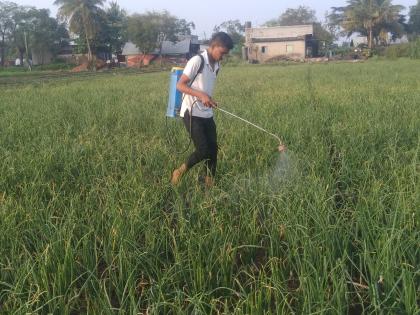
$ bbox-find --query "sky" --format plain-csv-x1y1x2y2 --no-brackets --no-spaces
11,0,417,39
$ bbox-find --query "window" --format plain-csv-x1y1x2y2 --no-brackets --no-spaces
286,45,294,53
261,46,267,53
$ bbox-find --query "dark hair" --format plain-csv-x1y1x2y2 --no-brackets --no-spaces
210,32,234,50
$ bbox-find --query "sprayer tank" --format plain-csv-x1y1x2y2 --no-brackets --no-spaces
166,67,184,118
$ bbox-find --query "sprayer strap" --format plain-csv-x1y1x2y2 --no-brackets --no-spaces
189,54,219,87
189,55,205,87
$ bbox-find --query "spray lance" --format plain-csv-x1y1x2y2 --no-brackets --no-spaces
215,106,286,153
165,67,286,154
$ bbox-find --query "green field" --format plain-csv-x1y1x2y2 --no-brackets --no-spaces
0,60,419,314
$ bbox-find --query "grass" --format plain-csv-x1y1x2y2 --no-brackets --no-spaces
0,62,76,77
0,59,419,314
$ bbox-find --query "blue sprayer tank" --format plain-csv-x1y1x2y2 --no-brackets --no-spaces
166,67,184,118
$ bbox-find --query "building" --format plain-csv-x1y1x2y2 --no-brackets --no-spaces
390,35,409,45
121,35,200,67
31,49,53,66
198,40,209,53
56,38,112,64
120,42,154,67
56,40,81,64
161,35,200,59
244,24,316,63
352,36,368,47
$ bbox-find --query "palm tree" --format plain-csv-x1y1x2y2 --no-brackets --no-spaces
333,0,404,48
54,0,105,63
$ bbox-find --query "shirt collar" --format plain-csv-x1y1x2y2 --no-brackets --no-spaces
203,49,219,73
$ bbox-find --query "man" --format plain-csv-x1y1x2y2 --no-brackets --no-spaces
171,32,233,188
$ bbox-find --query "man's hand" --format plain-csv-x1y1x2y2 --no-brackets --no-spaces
176,75,217,108
198,92,218,108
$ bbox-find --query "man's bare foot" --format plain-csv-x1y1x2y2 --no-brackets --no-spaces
204,176,214,189
171,164,187,186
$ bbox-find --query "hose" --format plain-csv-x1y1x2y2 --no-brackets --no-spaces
165,99,200,155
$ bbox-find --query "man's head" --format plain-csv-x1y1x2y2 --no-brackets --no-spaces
208,32,234,61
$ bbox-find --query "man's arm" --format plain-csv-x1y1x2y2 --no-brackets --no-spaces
176,74,217,108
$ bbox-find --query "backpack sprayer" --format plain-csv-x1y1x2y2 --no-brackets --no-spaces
165,66,286,153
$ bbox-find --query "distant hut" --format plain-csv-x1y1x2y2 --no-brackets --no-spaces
121,42,155,67
31,49,53,66
122,35,200,67
244,23,317,63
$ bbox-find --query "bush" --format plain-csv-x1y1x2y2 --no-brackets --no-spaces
220,54,245,67
380,39,420,60
33,61,75,71
384,43,410,59
372,46,386,57
409,39,420,59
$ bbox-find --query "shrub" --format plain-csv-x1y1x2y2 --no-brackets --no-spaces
409,38,420,59
384,43,410,59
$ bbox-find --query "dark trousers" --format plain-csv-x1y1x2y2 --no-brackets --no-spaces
183,111,218,177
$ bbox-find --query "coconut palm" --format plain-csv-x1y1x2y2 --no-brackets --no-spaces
54,0,105,62
333,0,404,48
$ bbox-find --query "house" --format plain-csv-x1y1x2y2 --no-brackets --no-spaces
58,40,77,56
56,39,111,64
32,49,53,65
31,38,70,65
352,36,368,47
121,35,200,67
198,40,209,53
390,35,409,45
56,40,80,63
161,35,200,59
121,42,155,67
244,23,317,63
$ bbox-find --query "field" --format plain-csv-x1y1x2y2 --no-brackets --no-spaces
0,59,419,314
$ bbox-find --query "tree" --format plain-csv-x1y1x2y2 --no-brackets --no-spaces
9,6,67,66
0,1,18,66
1,3,67,67
89,1,128,55
314,23,335,44
324,10,342,41
330,0,405,49
9,4,31,66
265,6,317,26
408,0,420,36
128,11,194,56
103,1,127,54
27,9,68,63
54,0,105,63
214,20,245,50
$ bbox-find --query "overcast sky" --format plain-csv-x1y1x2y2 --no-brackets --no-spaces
12,0,417,38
